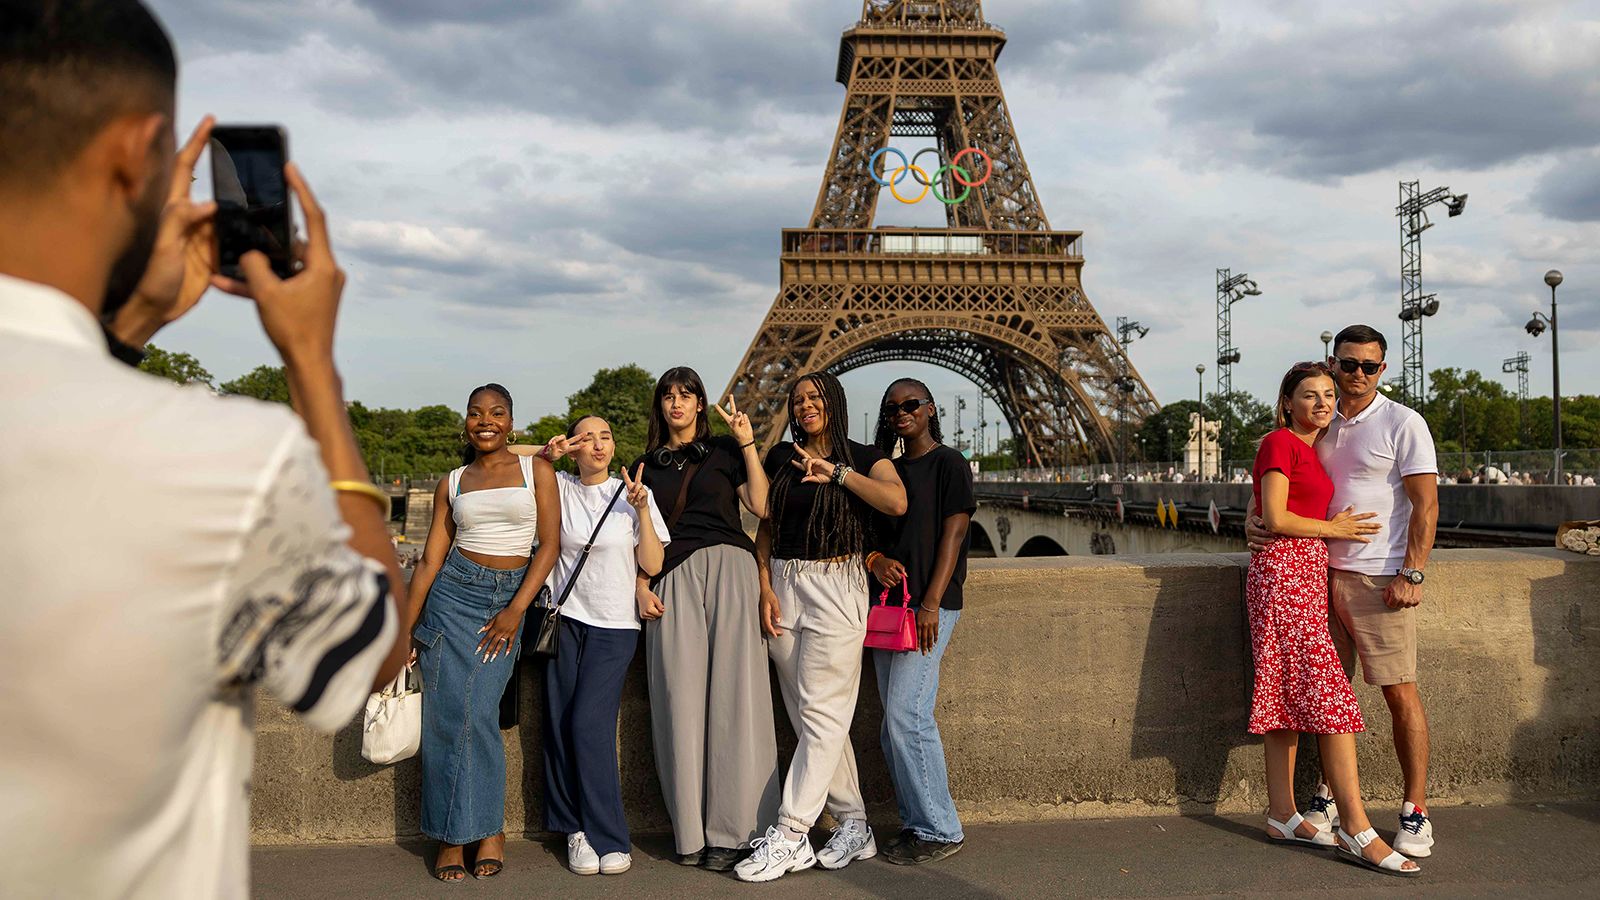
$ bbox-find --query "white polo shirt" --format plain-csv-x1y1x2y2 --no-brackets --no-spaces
1316,390,1438,576
0,274,396,899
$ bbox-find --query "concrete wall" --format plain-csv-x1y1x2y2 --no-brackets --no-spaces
250,548,1600,844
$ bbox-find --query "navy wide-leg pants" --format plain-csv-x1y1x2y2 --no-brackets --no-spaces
542,617,638,856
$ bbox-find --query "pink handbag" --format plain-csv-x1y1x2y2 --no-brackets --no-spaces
864,577,918,652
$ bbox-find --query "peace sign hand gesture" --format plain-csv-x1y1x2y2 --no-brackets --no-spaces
621,462,650,511
790,443,836,485
539,431,594,463
714,395,754,446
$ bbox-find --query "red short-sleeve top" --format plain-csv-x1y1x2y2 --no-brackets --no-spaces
1251,428,1334,520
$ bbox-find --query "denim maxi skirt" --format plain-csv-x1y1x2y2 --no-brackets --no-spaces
413,549,527,845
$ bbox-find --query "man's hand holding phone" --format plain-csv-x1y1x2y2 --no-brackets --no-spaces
212,162,344,369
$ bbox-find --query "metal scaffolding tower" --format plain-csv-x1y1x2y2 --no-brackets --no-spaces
1396,181,1467,410
1215,268,1259,463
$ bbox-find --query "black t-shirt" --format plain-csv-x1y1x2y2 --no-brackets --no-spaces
875,444,976,610
764,439,886,561
637,435,756,580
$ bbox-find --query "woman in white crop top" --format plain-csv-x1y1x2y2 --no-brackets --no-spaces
403,384,560,883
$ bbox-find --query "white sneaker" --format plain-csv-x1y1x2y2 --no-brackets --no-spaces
1304,783,1340,830
816,818,877,870
599,851,632,875
1393,802,1434,858
567,832,599,876
734,825,816,883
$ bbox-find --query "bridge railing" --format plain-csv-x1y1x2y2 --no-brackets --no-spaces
977,448,1600,486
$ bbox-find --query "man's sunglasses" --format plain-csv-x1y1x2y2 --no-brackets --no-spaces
883,398,935,416
1336,358,1383,375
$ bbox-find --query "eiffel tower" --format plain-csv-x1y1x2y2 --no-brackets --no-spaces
723,0,1158,464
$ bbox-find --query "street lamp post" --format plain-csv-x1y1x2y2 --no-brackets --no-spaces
1525,270,1564,482
1195,363,1206,480
1320,330,1333,360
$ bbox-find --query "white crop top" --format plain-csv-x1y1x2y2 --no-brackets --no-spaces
449,454,539,556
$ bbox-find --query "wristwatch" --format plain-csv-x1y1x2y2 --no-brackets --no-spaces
1398,567,1425,585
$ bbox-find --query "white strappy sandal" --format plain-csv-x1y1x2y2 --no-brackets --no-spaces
1336,827,1422,877
1265,812,1335,847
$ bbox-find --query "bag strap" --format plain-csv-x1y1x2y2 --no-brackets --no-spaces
550,480,627,611
876,576,911,608
665,460,701,532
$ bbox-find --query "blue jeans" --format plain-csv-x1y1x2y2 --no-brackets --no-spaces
544,617,639,856
873,608,963,843
413,549,526,845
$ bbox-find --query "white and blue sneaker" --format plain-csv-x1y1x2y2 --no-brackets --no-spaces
817,818,877,870
1304,783,1339,830
735,826,816,883
1394,802,1434,858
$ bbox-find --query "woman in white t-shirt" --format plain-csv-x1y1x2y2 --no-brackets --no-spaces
543,414,669,877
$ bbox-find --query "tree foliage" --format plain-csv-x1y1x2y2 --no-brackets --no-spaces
139,345,213,386
219,365,291,404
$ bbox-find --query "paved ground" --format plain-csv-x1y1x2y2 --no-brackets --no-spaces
253,801,1600,898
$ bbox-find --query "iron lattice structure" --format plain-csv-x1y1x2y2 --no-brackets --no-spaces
722,0,1158,465
1503,351,1531,442
1214,268,1256,461
1396,181,1465,410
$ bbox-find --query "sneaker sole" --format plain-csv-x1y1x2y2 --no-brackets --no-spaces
735,856,816,883
885,840,964,866
601,863,632,875
816,842,878,871
568,864,599,876
1395,843,1433,858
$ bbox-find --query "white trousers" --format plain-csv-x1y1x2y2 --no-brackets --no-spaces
767,558,869,832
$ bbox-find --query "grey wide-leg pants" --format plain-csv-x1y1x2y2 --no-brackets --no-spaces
646,544,780,854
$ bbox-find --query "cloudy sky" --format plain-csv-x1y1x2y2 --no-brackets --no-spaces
150,0,1600,449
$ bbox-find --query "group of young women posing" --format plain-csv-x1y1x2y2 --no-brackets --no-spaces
401,368,976,884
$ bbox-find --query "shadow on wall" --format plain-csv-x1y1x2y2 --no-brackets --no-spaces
1513,557,1600,824
1129,558,1253,816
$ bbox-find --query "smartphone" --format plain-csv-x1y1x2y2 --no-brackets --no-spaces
210,125,293,280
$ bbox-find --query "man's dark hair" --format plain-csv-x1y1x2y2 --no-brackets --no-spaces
1332,324,1387,358
0,0,177,184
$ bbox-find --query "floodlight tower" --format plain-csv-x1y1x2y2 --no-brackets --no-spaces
1115,316,1149,475
1396,181,1468,410
1502,351,1531,444
1215,269,1260,463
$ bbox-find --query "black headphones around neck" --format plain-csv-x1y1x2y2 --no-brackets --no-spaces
650,441,710,468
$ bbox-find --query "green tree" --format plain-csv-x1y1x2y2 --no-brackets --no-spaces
220,365,291,404
139,345,213,386
1136,399,1201,462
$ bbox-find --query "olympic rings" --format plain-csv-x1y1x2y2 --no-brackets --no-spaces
869,146,993,205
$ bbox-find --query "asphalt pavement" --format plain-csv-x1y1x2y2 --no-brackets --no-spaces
252,801,1600,898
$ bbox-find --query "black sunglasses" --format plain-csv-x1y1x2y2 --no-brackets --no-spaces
883,398,934,416
1336,358,1383,375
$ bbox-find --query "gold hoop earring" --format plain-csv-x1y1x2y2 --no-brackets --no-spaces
507,431,518,444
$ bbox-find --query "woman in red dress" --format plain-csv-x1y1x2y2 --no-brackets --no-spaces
1246,362,1420,877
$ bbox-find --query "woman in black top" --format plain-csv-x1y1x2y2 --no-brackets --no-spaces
633,367,779,872
734,372,906,884
866,378,975,866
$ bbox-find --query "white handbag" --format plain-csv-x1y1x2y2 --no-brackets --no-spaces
360,664,421,765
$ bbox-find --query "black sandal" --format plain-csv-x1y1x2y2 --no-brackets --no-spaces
432,864,468,883
473,858,503,879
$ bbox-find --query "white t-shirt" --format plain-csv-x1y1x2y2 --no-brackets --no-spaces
548,472,670,631
1317,390,1438,576
0,275,396,900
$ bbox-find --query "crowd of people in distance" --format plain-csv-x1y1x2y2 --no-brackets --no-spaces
1,1,1452,896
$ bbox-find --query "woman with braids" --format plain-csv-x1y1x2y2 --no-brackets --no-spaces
734,372,907,884
633,368,780,872
404,384,562,882
864,378,974,866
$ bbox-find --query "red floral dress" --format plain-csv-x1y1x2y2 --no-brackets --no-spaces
1245,429,1365,735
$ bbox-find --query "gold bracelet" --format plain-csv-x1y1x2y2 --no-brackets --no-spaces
330,480,391,515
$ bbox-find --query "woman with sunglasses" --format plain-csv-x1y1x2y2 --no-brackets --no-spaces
633,367,780,872
1246,362,1419,877
734,372,907,884
865,379,974,866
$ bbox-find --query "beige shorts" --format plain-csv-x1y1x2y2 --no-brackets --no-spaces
1327,568,1417,687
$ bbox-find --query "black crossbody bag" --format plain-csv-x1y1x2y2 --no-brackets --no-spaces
525,481,627,659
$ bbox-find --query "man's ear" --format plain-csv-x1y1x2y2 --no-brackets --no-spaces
103,111,170,206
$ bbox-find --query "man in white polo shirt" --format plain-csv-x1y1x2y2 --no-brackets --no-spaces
0,2,407,897
1249,324,1440,858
